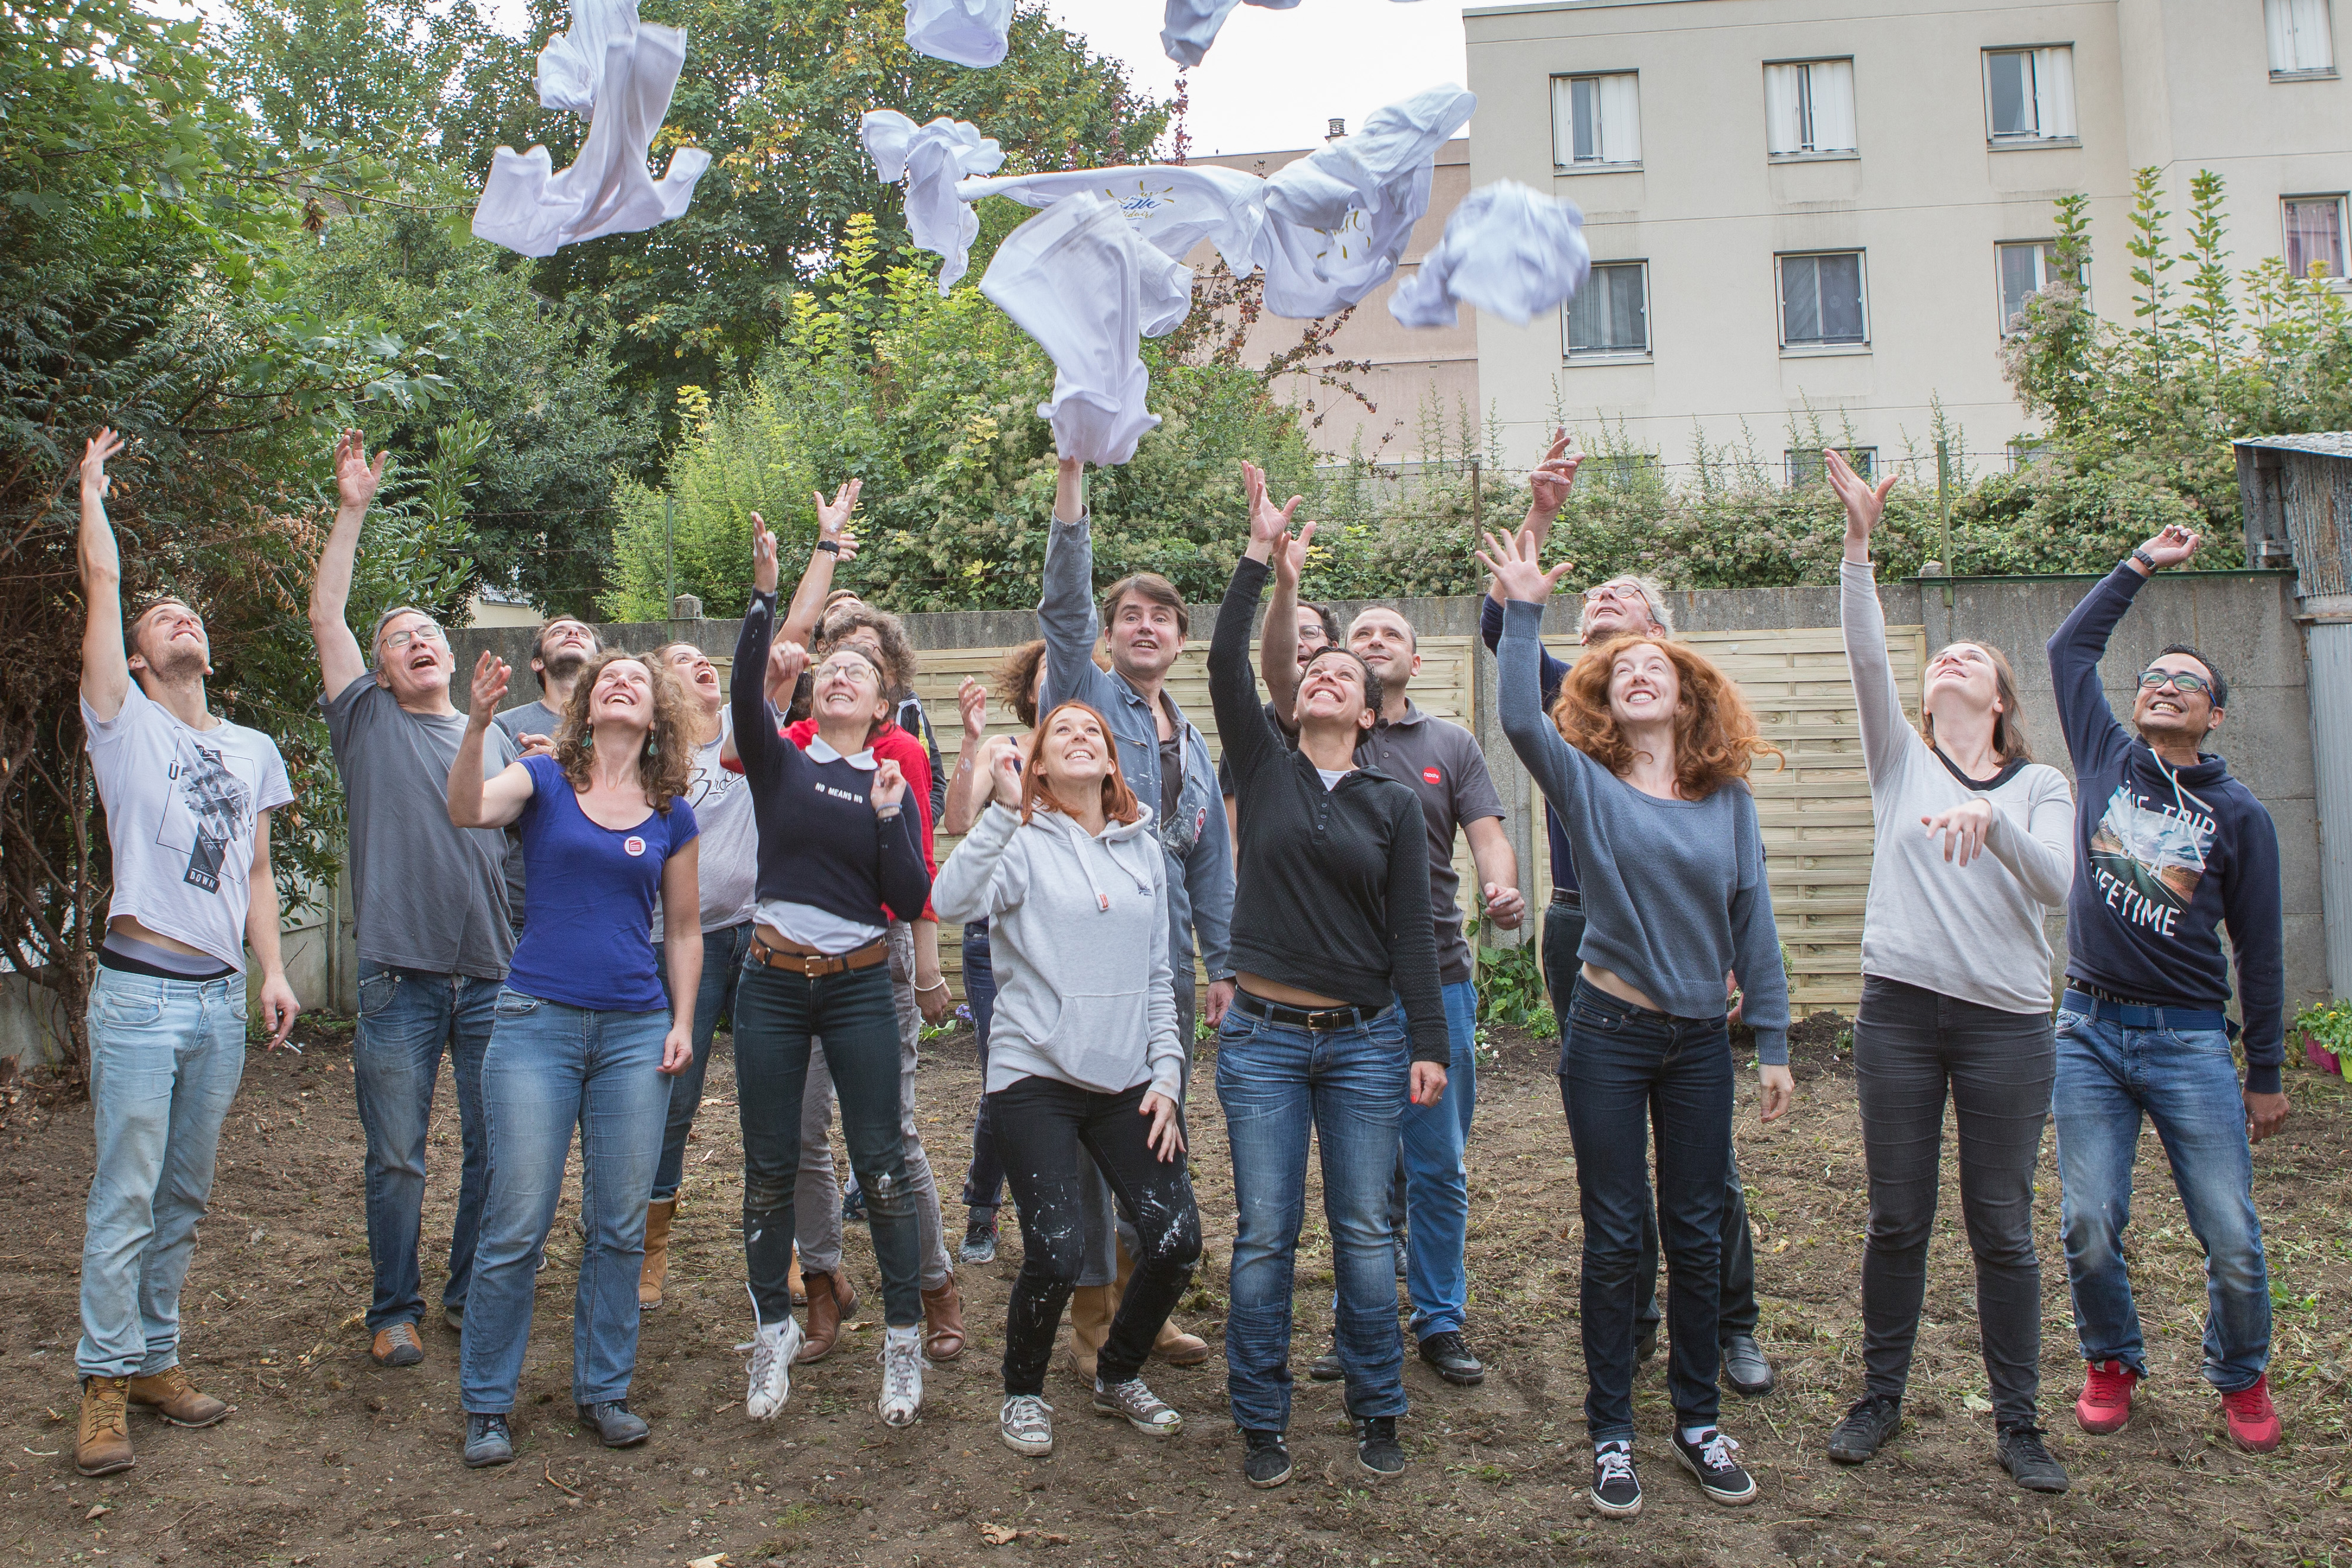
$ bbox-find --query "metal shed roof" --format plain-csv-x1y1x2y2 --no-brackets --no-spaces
2233,431,2352,457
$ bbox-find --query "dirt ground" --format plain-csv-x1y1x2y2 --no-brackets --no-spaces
4,1011,2349,1568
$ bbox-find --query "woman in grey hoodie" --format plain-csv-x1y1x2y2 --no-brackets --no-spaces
931,701,1202,1460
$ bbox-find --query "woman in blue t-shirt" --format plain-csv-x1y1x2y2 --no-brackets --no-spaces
445,649,702,1470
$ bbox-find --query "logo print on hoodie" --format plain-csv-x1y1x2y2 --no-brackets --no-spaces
2089,783,2213,930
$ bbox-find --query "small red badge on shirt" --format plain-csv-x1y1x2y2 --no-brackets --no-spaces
623,835,647,857
1422,767,1443,786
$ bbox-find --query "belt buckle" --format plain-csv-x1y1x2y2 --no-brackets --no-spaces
1306,1006,1352,1031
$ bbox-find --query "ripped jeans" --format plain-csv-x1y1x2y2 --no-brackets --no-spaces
988,1075,1201,1397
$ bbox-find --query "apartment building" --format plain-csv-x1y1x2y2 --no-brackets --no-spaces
1461,0,2352,476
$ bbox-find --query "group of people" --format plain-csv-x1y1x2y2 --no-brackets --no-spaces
66,421,2290,1521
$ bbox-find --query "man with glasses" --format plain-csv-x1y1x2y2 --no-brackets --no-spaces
2045,524,2287,1454
1477,430,1776,1400
310,430,521,1369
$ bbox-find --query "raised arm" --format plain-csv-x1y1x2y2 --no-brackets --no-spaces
732,516,794,775
448,652,539,828
931,741,1032,924
941,678,994,837
775,481,862,649
2047,525,2195,775
1038,457,1110,713
1828,448,1912,785
77,429,131,719
1245,460,1312,724
1487,428,1580,607
1480,529,1591,814
308,429,389,699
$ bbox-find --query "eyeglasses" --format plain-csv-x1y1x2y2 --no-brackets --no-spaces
381,623,445,651
813,659,879,685
2138,668,2211,696
1583,584,1649,607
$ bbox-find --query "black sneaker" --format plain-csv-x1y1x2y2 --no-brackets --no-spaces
1634,1321,1660,1365
1997,1423,2070,1494
1241,1428,1293,1489
1590,1439,1641,1517
575,1400,650,1448
1827,1394,1904,1464
1672,1426,1757,1506
1307,1342,1345,1382
842,1183,867,1223
1355,1415,1406,1477
463,1412,514,1468
959,1215,998,1266
1417,1330,1487,1387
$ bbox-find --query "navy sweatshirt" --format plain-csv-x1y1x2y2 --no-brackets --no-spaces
733,590,931,932
2047,564,2285,1092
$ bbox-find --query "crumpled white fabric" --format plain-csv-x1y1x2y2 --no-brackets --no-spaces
473,0,711,258
980,193,1193,467
534,0,636,118
1161,0,1299,68
861,110,1005,292
905,0,1017,68
956,163,1267,274
1390,180,1590,329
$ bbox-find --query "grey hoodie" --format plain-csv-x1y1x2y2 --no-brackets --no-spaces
932,799,1182,1102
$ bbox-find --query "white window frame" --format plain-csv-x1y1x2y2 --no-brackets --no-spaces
1551,72,1643,170
1995,240,2092,333
2282,192,2350,282
1982,45,2079,145
1562,260,1652,360
1787,448,1876,489
2267,0,2338,79
1776,250,1870,352
1764,58,1859,160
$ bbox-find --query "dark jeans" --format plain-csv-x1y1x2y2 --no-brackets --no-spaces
731,958,922,1328
1855,976,2053,1427
1558,977,1734,1442
989,1075,1202,1396
1542,898,1756,1339
959,923,1005,1213
650,921,754,1203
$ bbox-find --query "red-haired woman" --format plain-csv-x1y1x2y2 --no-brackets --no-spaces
1484,528,1792,1521
931,702,1201,1461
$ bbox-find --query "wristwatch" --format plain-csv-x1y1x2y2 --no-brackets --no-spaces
2130,547,2157,572
816,538,841,555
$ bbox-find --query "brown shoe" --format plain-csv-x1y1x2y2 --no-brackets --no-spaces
127,1365,231,1428
788,1244,806,1308
797,1270,858,1363
75,1376,134,1477
1152,1319,1212,1367
640,1197,677,1310
922,1274,968,1363
1063,1284,1113,1384
371,1323,424,1368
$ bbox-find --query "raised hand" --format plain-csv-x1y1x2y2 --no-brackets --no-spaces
335,428,388,513
2133,523,2200,572
750,512,780,595
812,479,862,556
982,734,1024,807
1922,798,1995,868
1825,447,1895,552
81,428,125,499
763,638,809,707
1274,519,1318,591
1526,427,1583,518
957,675,988,741
1473,527,1571,605
1241,459,1303,563
871,757,909,815
467,651,511,726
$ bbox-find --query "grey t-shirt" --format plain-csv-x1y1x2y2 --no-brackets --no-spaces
654,712,759,937
1354,704,1505,986
492,700,565,926
323,674,518,980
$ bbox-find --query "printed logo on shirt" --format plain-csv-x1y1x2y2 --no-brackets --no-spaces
623,835,647,858
2088,783,2213,934
1422,767,1443,786
164,735,256,894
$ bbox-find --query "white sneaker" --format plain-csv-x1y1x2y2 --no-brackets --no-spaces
879,1325,924,1427
739,1315,803,1421
1000,1394,1054,1456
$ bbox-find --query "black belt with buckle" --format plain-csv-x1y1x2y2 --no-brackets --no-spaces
1231,989,1386,1032
1548,888,1581,909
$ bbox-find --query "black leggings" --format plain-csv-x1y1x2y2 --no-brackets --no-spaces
989,1075,1202,1396
1855,974,2054,1427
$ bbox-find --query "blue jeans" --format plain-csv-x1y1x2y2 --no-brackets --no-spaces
1559,977,1734,1442
459,991,670,1413
959,923,1004,1213
650,921,752,1203
354,962,497,1330
78,968,247,1379
2053,997,2271,1392
1398,978,1478,1341
1216,999,1410,1432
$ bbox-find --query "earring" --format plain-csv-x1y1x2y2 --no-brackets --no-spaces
645,734,658,757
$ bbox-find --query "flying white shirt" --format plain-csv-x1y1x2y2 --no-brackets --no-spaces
905,0,1017,68
862,110,1006,292
1390,180,1590,329
956,163,1268,274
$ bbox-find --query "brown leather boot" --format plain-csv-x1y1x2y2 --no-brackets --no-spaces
1115,1235,1210,1366
75,1376,133,1477
1063,1284,1113,1384
639,1198,676,1310
921,1274,967,1363
127,1366,231,1428
797,1270,860,1363
788,1244,805,1308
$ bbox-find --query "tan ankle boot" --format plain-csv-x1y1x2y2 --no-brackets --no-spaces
75,1376,133,1477
127,1366,230,1428
640,1198,677,1310
798,1270,859,1363
1064,1285,1113,1384
1115,1235,1210,1366
788,1243,805,1308
921,1274,967,1362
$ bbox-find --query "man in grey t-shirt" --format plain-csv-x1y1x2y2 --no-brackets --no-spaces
309,430,518,1370
491,616,601,931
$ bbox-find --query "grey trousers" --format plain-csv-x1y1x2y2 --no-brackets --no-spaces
1075,976,1196,1287
795,923,953,1291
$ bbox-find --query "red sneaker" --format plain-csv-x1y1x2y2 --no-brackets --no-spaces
2074,1359,2138,1435
2221,1375,2283,1453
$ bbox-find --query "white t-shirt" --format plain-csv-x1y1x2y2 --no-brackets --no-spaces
652,710,759,938
82,680,295,971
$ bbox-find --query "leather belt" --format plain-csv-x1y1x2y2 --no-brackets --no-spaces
2062,987,2227,1035
1232,989,1387,1032
749,933,889,978
1548,888,1581,909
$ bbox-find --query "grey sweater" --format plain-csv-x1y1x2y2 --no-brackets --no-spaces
1842,561,2074,1013
1497,600,1791,1063
931,799,1183,1102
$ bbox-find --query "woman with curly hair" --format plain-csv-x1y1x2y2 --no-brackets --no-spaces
1483,527,1793,1521
443,649,702,1468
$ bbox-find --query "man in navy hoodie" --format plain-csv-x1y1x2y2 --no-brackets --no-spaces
2046,523,2287,1455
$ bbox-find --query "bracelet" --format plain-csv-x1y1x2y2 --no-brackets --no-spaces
915,980,950,995
816,538,841,555
2131,547,2157,572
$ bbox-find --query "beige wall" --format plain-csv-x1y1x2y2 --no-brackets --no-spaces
1462,0,2352,473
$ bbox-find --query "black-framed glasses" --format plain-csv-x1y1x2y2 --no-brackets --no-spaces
2138,668,2210,696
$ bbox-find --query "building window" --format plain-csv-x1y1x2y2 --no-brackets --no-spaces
1565,262,1650,356
1778,251,1867,348
1996,240,2090,331
2267,0,2337,77
1788,448,1875,487
1764,59,1858,155
2284,195,2348,278
1551,73,1641,167
1983,46,2077,141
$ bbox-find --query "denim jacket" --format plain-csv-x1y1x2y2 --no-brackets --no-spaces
1038,512,1235,981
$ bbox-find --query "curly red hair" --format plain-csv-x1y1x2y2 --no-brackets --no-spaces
1551,635,1783,798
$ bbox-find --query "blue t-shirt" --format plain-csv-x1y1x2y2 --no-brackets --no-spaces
505,754,699,1013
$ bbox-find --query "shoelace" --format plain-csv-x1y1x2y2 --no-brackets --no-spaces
1595,1444,1635,1484
2221,1384,2274,1415
882,1336,922,1406
2083,1362,2135,1400
1004,1394,1051,1430
1694,1430,1740,1471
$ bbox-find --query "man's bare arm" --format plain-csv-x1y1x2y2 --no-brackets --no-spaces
77,429,131,719
245,811,301,1049
1463,815,1525,930
308,429,387,696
